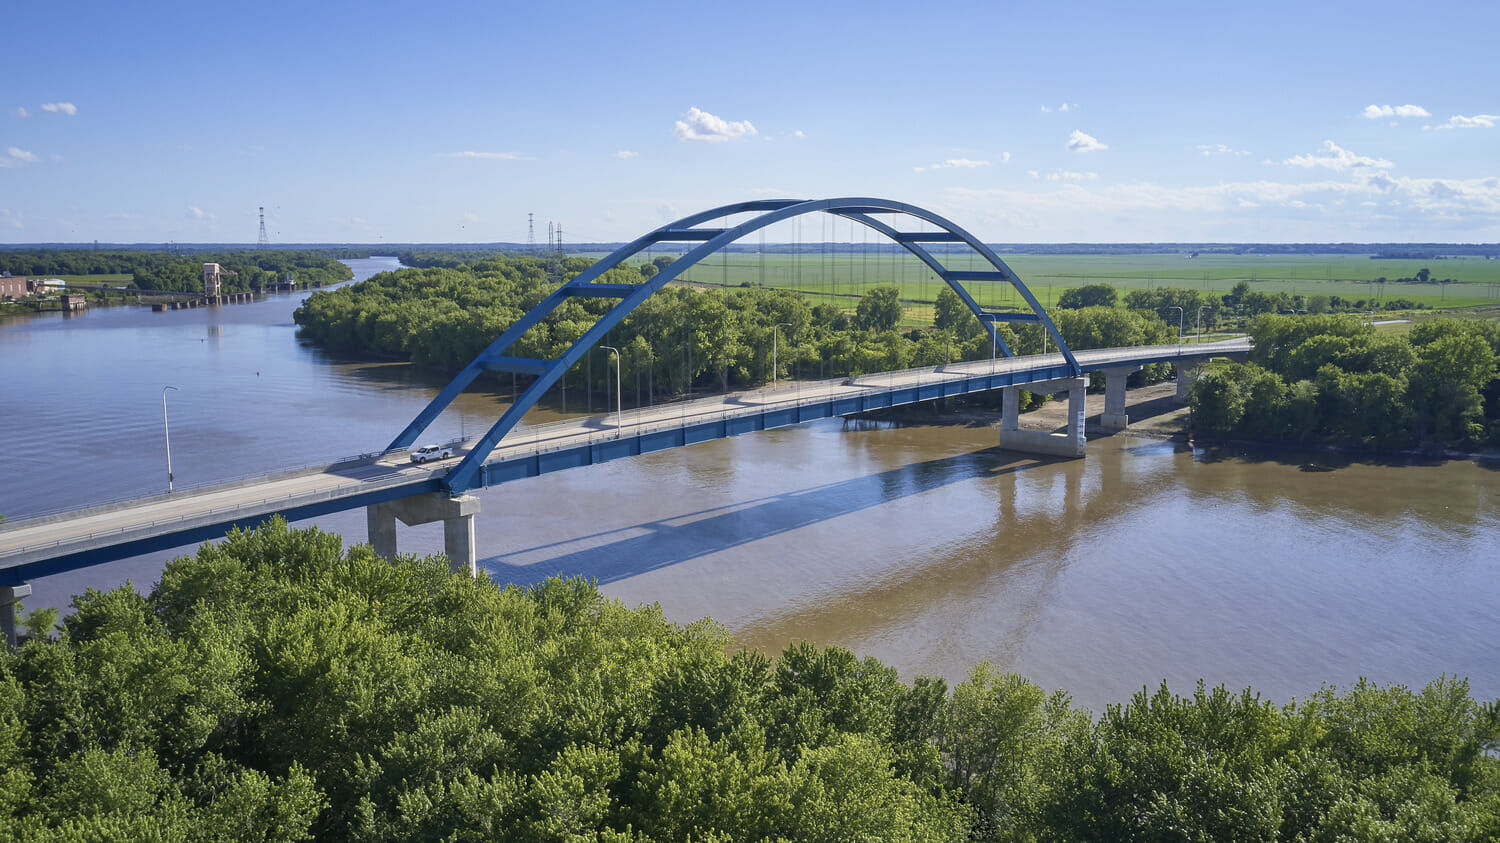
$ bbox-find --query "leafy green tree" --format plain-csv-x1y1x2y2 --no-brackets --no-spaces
855,284,904,332
1057,283,1118,309
933,286,981,340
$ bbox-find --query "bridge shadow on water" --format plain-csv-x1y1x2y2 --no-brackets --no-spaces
480,447,1062,587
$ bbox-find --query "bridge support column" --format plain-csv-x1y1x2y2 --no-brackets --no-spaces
998,377,1087,458
367,493,482,575
2,583,30,650
1175,360,1203,404
1100,365,1143,431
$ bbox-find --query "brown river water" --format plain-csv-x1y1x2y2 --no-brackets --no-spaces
2,257,1496,710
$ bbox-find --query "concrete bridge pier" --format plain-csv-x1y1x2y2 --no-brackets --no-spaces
1099,365,1143,431
1175,359,1204,404
998,377,1088,458
367,493,482,575
2,583,30,649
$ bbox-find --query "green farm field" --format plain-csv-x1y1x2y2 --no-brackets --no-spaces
637,250,1500,313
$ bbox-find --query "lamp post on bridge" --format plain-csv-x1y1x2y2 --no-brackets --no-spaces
161,386,179,492
1168,306,1184,350
600,346,622,437
772,322,791,389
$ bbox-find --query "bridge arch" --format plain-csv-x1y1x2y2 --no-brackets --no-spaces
390,197,1080,493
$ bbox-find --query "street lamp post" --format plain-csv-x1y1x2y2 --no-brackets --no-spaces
600,346,622,437
1195,306,1209,345
772,322,791,389
161,386,179,492
1168,306,1184,348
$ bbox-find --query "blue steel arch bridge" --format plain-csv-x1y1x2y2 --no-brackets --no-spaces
0,198,1249,644
390,197,1081,495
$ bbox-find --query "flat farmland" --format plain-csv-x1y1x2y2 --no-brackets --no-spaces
647,250,1500,311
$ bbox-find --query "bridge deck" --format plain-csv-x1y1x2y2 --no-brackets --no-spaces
0,339,1249,582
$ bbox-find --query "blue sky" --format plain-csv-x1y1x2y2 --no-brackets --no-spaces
4,0,1498,244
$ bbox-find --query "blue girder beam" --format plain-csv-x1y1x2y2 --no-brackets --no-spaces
945,270,1011,281
565,283,640,298
649,228,728,242
476,356,551,376
891,231,966,242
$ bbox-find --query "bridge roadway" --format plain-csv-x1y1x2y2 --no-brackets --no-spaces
0,339,1249,585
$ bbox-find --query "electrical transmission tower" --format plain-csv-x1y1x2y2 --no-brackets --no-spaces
528,213,535,251
257,207,269,248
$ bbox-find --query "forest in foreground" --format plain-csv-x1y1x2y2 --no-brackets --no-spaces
2,520,1498,840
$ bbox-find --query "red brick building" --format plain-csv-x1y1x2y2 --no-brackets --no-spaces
0,275,27,299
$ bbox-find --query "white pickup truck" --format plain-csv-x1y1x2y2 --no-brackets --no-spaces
409,444,454,464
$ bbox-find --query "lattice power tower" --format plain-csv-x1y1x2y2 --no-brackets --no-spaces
257,207,269,248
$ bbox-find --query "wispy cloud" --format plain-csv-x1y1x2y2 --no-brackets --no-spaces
1066,130,1106,152
40,102,77,116
1283,140,1392,171
0,209,22,229
915,156,1002,173
793,130,807,139
615,150,638,159
1045,170,1098,181
673,107,757,142
1040,103,1077,113
1431,113,1498,130
186,206,214,220
1198,143,1249,157
1363,104,1429,119
445,150,530,160
13,107,29,118
1,147,38,167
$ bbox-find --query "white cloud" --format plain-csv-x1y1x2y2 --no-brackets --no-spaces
615,150,639,159
1363,104,1430,119
1045,170,1097,181
6,147,38,163
673,106,757,142
40,102,77,116
1066,130,1106,152
1283,140,1393,171
0,209,22,229
944,171,1500,228
1041,103,1077,113
933,158,992,169
186,206,214,220
1198,143,1249,157
445,150,529,159
14,107,29,118
1026,170,1040,179
794,130,807,139
462,211,480,222
1433,114,1498,130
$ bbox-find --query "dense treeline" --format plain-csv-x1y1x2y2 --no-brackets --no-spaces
1191,315,1500,448
293,256,1175,401
1060,282,1428,331
2,520,1497,839
0,250,353,293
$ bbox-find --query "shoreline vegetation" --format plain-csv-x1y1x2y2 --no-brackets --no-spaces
0,250,354,315
3,519,1497,839
1189,314,1499,451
